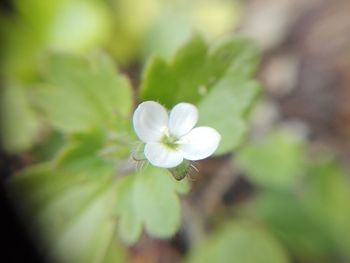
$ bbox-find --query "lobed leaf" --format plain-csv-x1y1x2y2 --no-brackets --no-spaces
115,166,189,244
140,35,260,154
141,35,259,107
33,52,132,132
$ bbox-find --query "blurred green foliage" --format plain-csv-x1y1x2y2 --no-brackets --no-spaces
1,85,39,152
10,164,126,263
1,0,111,81
108,0,241,61
234,136,350,263
236,129,306,189
187,221,290,263
2,1,350,263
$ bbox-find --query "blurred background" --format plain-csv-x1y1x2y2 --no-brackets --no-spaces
1,0,350,262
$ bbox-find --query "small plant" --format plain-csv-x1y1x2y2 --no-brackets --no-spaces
7,34,261,262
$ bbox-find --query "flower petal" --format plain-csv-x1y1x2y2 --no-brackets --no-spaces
144,142,183,168
133,101,168,143
179,127,221,160
168,103,198,137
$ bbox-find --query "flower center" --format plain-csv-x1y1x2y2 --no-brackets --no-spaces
161,134,179,150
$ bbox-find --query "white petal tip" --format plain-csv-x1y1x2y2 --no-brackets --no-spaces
180,127,221,161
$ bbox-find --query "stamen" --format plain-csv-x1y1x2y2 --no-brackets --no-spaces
160,133,180,150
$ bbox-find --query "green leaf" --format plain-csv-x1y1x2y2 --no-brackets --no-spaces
304,158,350,261
33,52,132,132
115,166,188,244
140,35,260,154
141,35,259,108
47,179,118,263
134,169,180,237
141,35,208,107
9,164,84,214
198,78,260,154
54,129,114,176
235,130,306,189
30,131,65,162
9,166,126,263
186,221,290,263
115,175,143,245
237,156,350,262
253,190,337,263
1,85,39,153
102,238,128,263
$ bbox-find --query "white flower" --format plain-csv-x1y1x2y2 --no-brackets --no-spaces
132,101,221,168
